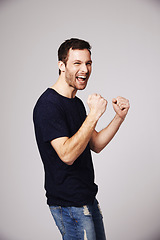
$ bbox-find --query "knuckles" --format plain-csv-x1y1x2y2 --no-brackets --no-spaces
116,97,130,109
88,94,107,102
88,94,129,111
87,94,108,113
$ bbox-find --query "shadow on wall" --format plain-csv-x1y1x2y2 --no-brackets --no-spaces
0,234,13,240
154,235,160,240
148,0,160,7
148,233,160,240
0,0,13,10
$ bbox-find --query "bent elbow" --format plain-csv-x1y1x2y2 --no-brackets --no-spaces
90,144,101,153
93,148,101,154
62,159,75,165
59,152,75,165
66,161,74,165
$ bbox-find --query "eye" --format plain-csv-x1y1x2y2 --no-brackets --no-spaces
86,62,92,66
74,62,81,65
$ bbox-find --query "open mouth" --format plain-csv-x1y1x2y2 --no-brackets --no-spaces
76,75,87,82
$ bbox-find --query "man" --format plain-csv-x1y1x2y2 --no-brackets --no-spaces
33,38,130,240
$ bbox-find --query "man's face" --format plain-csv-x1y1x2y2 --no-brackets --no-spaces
64,48,92,91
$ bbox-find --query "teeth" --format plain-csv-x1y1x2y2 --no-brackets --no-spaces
77,76,86,79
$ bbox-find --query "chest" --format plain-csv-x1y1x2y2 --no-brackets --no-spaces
62,100,86,136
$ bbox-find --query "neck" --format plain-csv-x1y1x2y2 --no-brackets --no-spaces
51,75,77,99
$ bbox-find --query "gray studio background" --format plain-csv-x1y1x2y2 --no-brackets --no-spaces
0,0,160,240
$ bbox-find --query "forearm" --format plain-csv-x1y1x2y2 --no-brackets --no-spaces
90,114,124,153
56,112,98,165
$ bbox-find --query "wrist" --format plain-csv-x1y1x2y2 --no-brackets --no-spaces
114,114,125,123
88,110,100,122
87,111,99,126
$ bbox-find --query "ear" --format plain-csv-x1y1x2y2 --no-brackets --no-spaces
58,61,65,73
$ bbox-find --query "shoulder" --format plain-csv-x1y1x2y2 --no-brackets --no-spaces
34,88,63,109
33,88,64,120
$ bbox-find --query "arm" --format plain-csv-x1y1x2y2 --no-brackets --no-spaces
51,94,107,165
90,96,130,153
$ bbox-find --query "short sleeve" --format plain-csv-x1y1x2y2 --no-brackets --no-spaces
36,101,69,143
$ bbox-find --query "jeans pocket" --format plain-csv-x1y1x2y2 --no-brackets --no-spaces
49,206,65,236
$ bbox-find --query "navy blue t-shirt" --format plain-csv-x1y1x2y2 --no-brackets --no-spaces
33,88,98,206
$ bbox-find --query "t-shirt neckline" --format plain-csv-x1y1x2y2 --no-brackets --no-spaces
48,88,77,101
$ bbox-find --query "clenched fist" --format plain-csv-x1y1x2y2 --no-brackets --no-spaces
112,96,130,120
87,94,108,120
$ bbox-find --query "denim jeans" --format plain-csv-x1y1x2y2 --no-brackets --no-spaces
49,199,106,240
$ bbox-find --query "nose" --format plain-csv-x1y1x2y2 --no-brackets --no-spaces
81,63,88,73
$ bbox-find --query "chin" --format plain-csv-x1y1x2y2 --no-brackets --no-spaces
76,82,88,90
77,85,87,90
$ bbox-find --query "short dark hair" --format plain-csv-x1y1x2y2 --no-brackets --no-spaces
58,38,92,75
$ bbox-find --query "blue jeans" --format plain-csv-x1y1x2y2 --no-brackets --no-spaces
49,199,106,240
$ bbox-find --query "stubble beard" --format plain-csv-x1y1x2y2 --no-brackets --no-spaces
65,72,88,91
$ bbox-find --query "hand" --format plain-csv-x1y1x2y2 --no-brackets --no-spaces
87,94,108,120
112,96,130,120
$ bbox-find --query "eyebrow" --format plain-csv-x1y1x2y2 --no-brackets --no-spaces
73,60,92,63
